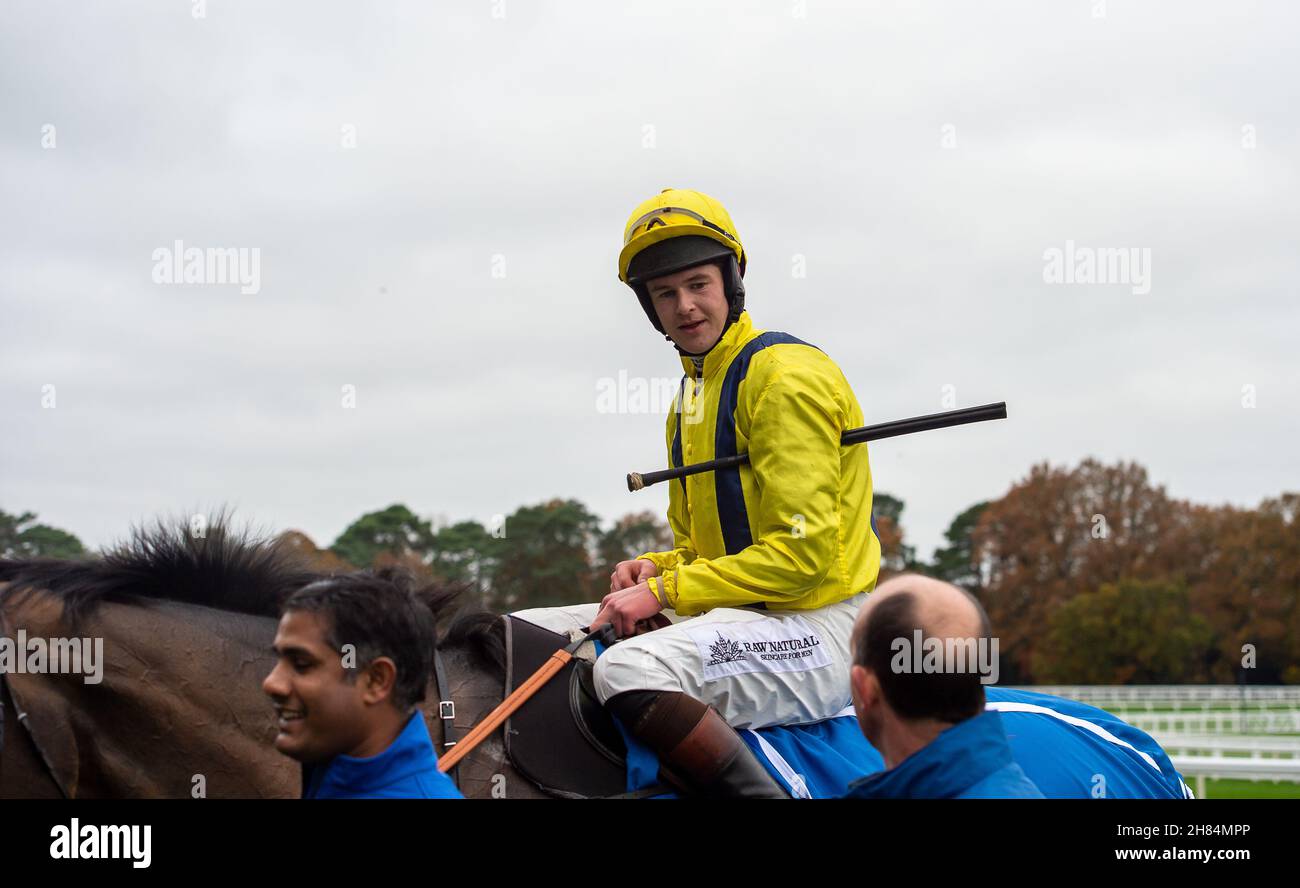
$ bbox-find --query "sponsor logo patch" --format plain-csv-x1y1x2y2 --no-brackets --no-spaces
687,616,832,681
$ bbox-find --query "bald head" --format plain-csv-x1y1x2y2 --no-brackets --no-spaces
852,575,988,663
851,574,995,726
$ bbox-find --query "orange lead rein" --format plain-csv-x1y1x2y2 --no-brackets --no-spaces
437,623,615,773
436,650,573,773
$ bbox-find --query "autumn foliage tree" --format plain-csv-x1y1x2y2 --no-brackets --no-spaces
971,460,1299,684
872,492,916,578
971,460,1185,681
277,530,356,574
1175,495,1300,683
1033,579,1214,684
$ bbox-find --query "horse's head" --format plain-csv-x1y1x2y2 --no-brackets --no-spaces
0,516,517,798
0,518,318,798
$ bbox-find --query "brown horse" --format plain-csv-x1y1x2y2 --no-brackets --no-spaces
0,521,545,799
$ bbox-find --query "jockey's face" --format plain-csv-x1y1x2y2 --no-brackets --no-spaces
647,261,730,355
263,609,393,763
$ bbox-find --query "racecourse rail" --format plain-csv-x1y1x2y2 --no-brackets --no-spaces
1023,684,1300,709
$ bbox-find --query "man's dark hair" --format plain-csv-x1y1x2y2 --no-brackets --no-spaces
281,566,436,710
856,588,992,724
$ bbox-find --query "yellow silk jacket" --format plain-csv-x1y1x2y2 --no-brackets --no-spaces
637,311,881,615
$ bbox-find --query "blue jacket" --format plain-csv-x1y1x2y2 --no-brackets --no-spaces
302,712,463,799
843,711,1044,799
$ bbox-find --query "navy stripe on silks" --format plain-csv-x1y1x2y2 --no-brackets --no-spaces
714,333,819,555
671,375,687,502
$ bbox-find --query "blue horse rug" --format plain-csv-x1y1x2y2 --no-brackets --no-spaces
616,685,1192,799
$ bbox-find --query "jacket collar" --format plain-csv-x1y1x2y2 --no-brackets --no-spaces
845,710,1016,800
678,311,758,380
304,712,435,798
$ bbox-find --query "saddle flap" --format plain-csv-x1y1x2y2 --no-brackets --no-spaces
503,615,627,798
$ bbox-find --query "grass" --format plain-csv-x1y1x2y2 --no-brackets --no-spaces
1200,778,1300,799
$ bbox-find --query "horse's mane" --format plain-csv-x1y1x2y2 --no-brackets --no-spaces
0,516,507,672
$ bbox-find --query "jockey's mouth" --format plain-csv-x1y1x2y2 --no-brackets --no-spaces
679,319,706,332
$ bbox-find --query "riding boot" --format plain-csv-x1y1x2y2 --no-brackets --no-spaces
607,690,789,799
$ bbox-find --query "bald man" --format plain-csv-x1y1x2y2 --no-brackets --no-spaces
842,575,1043,799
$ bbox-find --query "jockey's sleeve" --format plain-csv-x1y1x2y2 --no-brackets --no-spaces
635,448,698,574
661,356,850,615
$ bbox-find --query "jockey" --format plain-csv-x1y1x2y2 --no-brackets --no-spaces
512,188,882,797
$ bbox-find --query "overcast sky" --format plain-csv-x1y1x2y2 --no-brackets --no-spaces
2,1,1297,564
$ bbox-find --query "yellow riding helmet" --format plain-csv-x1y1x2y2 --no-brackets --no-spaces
618,188,748,337
618,188,746,284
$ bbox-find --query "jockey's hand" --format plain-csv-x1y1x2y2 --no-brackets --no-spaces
610,558,658,593
592,582,663,639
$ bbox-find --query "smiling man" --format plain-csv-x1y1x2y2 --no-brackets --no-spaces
512,188,882,797
262,569,462,799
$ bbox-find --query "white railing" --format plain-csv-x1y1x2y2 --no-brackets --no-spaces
1122,710,1300,734
1170,754,1300,799
1017,685,1300,710
1155,734,1300,758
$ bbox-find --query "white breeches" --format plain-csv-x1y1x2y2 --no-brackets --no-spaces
511,593,867,731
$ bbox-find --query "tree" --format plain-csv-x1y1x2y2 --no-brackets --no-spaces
0,509,87,559
872,492,916,576
1033,579,1214,684
277,530,356,574
1176,494,1300,683
429,520,501,591
929,500,990,591
594,511,673,583
489,499,604,612
330,504,435,570
971,460,1183,682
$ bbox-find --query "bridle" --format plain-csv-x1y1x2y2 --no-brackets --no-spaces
0,607,72,798
430,621,463,789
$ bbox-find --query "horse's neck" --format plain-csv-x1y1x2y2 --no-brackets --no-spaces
78,599,295,797
433,639,549,799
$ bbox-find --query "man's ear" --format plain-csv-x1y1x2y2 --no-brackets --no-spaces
359,656,398,705
850,664,876,710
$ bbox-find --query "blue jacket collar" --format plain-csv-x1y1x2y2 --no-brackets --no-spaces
845,710,1015,799
304,712,436,799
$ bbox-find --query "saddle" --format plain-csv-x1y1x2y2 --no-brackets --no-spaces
502,615,648,799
